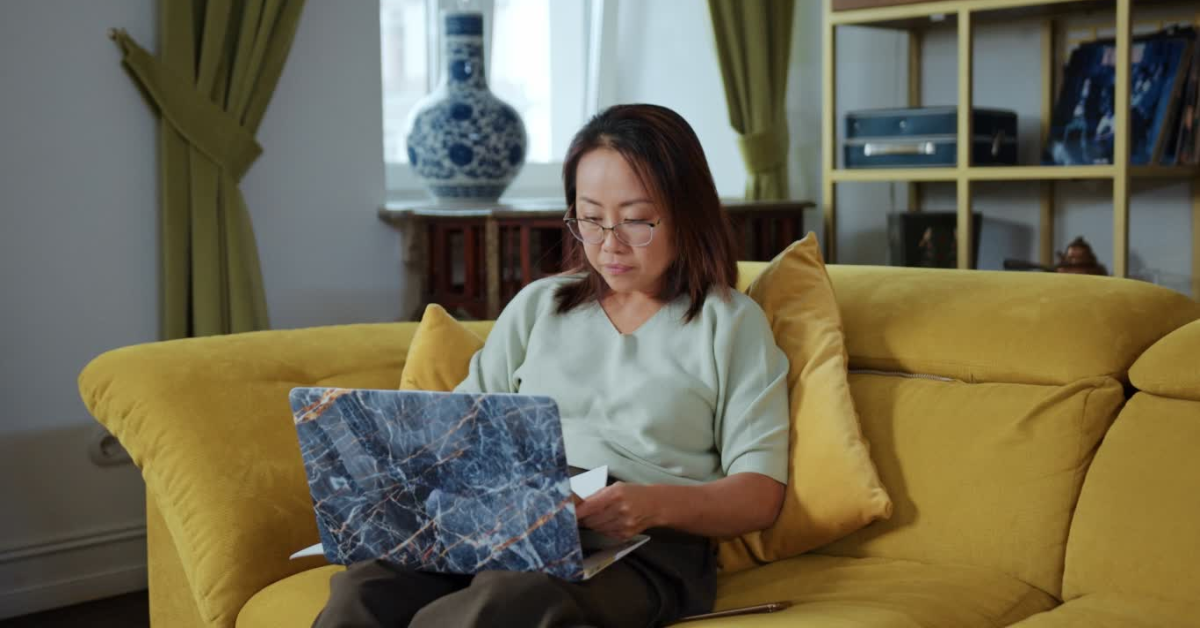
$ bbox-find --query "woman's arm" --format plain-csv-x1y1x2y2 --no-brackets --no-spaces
574,472,784,540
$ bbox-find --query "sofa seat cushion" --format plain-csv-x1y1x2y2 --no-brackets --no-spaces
238,556,1057,628
1007,594,1200,627
711,554,1056,627
237,565,342,628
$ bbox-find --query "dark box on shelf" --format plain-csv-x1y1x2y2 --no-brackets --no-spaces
845,106,1018,168
888,211,982,269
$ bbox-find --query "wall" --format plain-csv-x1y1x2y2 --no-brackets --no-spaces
0,0,395,618
0,0,157,618
242,2,403,328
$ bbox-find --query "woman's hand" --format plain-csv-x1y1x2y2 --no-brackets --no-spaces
574,482,663,540
573,473,784,539
579,473,784,539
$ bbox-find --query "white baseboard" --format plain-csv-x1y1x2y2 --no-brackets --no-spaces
0,564,148,620
0,524,148,620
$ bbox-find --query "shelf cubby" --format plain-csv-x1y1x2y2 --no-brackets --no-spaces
821,0,1200,297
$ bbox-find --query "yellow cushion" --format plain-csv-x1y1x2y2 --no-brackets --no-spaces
237,565,342,628
1007,594,1199,628
397,303,488,391
1129,318,1200,401
819,372,1125,597
824,265,1200,386
719,234,893,572
238,555,1056,628
735,261,770,292
1062,393,1200,603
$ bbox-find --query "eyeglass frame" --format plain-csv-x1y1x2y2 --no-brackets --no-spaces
562,209,662,248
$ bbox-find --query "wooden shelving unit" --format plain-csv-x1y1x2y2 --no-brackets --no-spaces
821,0,1200,297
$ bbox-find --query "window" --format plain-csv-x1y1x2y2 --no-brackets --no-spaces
380,0,431,167
381,0,605,198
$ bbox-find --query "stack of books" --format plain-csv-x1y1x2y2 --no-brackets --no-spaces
1045,26,1199,167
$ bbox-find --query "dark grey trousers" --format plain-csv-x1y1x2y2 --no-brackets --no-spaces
311,526,716,628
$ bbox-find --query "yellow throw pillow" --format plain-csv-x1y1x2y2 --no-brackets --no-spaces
718,233,893,572
398,304,485,391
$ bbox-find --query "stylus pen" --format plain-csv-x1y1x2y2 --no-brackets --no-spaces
672,601,793,623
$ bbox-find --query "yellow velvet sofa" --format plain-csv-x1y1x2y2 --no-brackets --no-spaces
78,263,1200,628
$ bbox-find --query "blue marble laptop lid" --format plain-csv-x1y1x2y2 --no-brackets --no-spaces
290,388,585,581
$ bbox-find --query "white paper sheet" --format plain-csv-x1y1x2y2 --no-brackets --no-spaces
570,465,608,500
290,542,325,560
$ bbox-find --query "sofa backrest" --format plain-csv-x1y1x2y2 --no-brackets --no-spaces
810,266,1198,598
827,266,1197,386
1062,318,1200,603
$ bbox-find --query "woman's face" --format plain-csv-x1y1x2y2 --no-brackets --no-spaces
573,148,676,298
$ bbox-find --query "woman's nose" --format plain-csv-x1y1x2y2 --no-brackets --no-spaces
600,229,626,251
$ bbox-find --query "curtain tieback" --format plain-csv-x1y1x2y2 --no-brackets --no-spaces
737,127,789,174
110,29,263,181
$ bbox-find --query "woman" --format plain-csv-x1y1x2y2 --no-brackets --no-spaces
315,104,790,628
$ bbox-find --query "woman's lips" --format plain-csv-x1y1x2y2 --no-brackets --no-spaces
603,264,633,275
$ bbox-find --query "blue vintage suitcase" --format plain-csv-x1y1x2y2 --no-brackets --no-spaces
844,106,1018,168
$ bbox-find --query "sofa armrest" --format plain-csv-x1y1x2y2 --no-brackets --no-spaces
79,322,420,628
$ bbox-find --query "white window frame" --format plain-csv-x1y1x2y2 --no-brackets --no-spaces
384,0,617,201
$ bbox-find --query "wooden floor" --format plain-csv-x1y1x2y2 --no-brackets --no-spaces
0,590,148,628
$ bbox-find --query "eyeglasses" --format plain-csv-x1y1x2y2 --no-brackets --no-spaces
563,212,661,248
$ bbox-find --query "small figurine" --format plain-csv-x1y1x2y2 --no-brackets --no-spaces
1002,235,1108,275
1054,236,1108,275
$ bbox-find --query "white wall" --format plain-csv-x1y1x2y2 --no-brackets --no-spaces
787,0,827,235
242,2,404,328
0,0,396,618
0,0,157,618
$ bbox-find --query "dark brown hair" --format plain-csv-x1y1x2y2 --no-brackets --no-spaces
554,104,737,322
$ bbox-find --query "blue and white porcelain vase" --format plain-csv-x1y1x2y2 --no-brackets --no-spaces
405,12,527,203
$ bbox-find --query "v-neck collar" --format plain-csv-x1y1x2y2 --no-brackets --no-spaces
594,296,675,337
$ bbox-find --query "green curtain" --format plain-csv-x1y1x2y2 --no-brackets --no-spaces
111,0,305,338
708,0,795,200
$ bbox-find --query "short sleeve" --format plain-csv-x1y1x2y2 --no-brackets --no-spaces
713,299,790,483
452,279,556,394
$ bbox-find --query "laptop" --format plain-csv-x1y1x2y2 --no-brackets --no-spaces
288,387,649,582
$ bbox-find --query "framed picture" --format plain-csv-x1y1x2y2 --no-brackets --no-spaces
1045,28,1194,166
1166,36,1200,165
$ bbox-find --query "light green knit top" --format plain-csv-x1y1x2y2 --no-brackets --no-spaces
454,275,789,486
